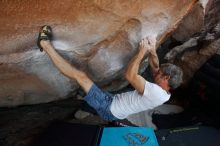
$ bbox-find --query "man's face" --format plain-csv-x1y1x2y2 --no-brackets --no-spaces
154,69,170,89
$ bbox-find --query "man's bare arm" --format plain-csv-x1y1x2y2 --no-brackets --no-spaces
125,38,153,94
144,37,159,75
148,48,159,75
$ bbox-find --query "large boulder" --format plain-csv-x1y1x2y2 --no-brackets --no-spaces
0,0,198,106
165,0,220,86
172,0,209,42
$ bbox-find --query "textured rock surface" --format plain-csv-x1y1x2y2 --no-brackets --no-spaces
172,1,205,42
165,0,220,86
0,0,198,107
0,98,84,146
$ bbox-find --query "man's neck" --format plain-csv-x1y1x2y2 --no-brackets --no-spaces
160,84,170,93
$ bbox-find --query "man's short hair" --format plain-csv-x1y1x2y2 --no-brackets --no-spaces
160,63,183,89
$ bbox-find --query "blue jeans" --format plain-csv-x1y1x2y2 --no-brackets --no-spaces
84,84,118,121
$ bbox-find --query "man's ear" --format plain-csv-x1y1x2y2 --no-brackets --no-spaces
164,75,170,81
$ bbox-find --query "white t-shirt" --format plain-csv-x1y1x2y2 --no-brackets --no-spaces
110,81,170,119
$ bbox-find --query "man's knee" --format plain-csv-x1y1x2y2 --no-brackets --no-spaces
76,71,93,93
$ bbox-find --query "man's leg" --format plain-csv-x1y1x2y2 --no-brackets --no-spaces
37,26,117,121
40,41,117,121
40,40,93,93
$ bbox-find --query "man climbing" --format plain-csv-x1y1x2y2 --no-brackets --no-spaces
37,25,183,121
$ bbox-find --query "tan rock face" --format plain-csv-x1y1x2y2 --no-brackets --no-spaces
0,0,197,107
